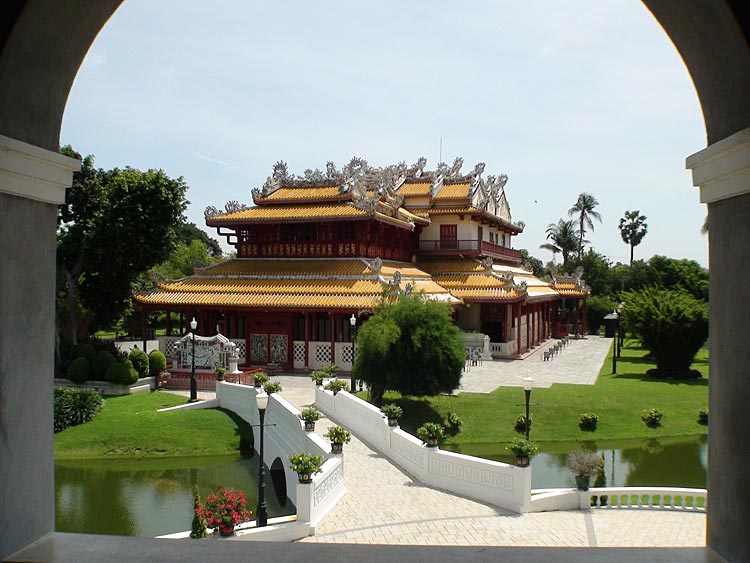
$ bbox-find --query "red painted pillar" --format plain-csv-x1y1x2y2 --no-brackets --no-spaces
525,303,530,351
516,302,522,357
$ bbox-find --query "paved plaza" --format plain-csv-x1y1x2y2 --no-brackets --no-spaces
169,338,706,548
458,335,613,393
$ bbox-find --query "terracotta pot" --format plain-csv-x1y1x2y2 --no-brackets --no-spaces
331,442,344,454
304,421,315,431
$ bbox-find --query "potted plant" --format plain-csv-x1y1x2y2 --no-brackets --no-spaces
215,366,226,381
567,449,604,491
323,363,339,376
288,452,323,483
253,371,269,388
381,403,403,427
310,370,327,386
506,437,538,467
325,379,349,395
264,381,282,395
299,407,322,431
324,425,351,453
416,422,444,447
199,488,252,537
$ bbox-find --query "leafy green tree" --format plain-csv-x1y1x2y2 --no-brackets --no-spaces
618,210,648,266
354,295,465,404
57,146,189,341
621,287,708,376
568,192,602,260
175,222,223,258
574,249,613,297
540,219,580,273
151,240,214,281
645,256,708,301
586,295,618,335
519,249,547,278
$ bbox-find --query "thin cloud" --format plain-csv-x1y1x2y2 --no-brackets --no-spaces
192,152,239,169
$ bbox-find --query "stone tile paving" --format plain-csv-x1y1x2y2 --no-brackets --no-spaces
271,373,704,548
458,336,614,393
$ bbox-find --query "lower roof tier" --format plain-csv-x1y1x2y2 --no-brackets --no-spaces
133,257,586,311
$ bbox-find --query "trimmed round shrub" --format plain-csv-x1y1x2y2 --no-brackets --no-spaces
105,360,138,385
128,348,149,379
54,387,103,433
578,412,599,431
75,343,96,362
148,350,167,376
67,357,91,383
91,350,117,380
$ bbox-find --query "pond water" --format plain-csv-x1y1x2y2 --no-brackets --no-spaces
55,454,293,537
444,434,708,489
57,435,707,536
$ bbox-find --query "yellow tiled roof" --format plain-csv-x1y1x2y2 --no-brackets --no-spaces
157,278,381,294
134,290,383,309
262,186,342,201
417,258,488,274
134,258,459,309
552,282,590,297
207,203,368,223
434,183,470,201
448,287,522,300
380,261,435,278
432,273,512,289
196,259,371,277
397,182,431,196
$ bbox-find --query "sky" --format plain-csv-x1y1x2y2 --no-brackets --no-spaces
61,0,708,267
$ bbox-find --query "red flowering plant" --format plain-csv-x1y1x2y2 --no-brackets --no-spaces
197,488,252,534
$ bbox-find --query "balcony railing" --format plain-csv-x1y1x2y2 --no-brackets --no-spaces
418,239,522,261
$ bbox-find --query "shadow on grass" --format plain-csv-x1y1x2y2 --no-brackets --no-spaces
217,407,254,456
383,395,444,435
611,372,708,386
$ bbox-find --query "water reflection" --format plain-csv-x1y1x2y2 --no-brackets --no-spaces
55,455,293,537
444,435,707,489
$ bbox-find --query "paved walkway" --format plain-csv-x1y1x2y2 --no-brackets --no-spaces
166,341,705,548
275,373,705,548
458,336,613,393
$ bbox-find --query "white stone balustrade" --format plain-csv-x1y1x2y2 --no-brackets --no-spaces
315,386,531,513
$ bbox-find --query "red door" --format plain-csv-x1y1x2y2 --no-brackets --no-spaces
440,224,458,249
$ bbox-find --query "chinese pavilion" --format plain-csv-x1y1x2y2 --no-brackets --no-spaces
133,157,589,371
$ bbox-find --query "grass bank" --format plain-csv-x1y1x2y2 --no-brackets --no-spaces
54,391,252,460
390,340,708,445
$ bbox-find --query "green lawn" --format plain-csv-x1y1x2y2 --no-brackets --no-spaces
390,340,709,445
54,391,252,460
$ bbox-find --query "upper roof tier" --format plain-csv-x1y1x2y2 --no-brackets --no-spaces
203,156,525,234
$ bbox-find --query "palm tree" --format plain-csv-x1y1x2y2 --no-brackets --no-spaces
540,219,580,272
618,210,648,265
568,192,602,260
